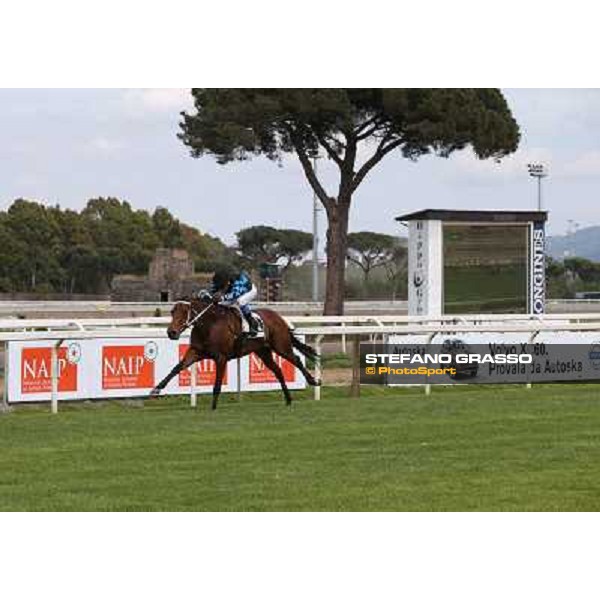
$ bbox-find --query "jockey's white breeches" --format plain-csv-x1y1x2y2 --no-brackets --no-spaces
222,284,257,308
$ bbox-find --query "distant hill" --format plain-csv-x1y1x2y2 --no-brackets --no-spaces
547,226,600,261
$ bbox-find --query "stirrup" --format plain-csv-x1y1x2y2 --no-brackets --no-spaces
243,317,258,337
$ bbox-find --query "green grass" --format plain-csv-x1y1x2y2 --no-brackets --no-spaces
444,264,527,313
1,384,600,511
321,351,352,368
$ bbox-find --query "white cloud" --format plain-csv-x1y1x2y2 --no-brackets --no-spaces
87,136,125,154
506,89,600,131
440,146,554,185
121,88,193,113
560,151,600,178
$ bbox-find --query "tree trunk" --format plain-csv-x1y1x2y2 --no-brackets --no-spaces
324,202,350,315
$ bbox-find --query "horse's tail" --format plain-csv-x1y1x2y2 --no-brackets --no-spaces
290,331,319,361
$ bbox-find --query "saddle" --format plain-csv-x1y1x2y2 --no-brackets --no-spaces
221,305,264,338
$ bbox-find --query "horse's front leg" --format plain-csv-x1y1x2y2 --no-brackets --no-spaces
150,347,200,396
211,357,228,410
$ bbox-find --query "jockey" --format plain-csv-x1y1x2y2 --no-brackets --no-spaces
210,266,259,337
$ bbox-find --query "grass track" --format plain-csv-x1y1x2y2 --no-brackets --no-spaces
1,384,600,511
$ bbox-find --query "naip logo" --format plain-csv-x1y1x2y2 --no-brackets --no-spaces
249,352,295,384
21,347,78,394
102,345,155,390
177,345,228,386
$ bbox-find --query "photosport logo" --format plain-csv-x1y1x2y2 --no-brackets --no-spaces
360,342,600,385
362,344,531,384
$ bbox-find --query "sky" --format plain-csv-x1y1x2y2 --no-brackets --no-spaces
1,88,599,250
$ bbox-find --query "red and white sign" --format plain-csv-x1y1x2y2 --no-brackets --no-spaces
21,347,78,394
248,352,296,384
178,344,228,387
241,345,305,392
102,345,154,390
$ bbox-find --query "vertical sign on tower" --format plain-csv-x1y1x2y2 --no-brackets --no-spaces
530,220,546,314
408,219,443,316
408,220,428,315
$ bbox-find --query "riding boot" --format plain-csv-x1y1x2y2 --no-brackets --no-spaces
244,312,259,337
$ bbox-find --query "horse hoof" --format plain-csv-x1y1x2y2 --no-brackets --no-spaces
149,388,161,397
314,379,322,387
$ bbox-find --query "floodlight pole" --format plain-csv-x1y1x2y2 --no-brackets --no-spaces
527,163,548,211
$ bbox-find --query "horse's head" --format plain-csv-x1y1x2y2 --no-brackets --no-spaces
167,300,191,340
167,298,208,340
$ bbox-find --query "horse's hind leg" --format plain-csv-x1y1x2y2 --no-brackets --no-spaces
256,348,293,406
211,357,228,410
276,351,320,387
271,334,320,386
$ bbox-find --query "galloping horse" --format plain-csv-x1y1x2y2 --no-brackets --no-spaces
150,297,321,409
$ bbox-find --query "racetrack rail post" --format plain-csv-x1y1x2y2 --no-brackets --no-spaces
50,340,63,414
314,335,323,401
351,335,361,398
526,329,541,390
1,341,8,412
237,358,242,402
190,360,197,408
425,331,439,395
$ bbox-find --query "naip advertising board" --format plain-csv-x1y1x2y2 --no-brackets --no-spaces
6,336,305,403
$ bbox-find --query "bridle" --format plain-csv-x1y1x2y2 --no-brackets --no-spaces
175,300,214,333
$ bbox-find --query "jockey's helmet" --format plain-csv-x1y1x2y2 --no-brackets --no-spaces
212,265,237,290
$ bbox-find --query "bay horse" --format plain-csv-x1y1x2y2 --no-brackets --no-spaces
150,297,321,409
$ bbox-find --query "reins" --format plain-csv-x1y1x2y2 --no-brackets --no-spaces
176,300,214,333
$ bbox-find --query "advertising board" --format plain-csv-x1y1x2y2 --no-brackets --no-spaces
6,336,305,403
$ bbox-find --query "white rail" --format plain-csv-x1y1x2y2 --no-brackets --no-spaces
0,298,597,310
2,312,600,353
2,320,600,342
2,314,600,413
0,317,167,330
1,312,599,331
0,300,409,315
